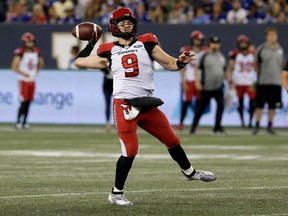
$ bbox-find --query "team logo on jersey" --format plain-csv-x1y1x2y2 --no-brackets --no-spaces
133,45,142,48
111,47,122,55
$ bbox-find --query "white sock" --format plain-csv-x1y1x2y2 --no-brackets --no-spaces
182,166,194,176
113,187,123,193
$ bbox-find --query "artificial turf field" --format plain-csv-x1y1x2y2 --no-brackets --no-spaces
0,124,287,216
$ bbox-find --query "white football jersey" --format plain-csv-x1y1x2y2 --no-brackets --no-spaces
14,48,41,82
230,50,256,85
184,50,205,81
97,33,158,99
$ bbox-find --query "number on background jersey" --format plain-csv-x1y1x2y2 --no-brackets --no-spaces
28,58,34,70
239,61,253,73
121,54,139,77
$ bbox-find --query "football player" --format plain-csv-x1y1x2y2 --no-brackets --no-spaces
281,60,288,91
74,7,216,206
178,31,206,130
11,32,44,129
226,35,256,128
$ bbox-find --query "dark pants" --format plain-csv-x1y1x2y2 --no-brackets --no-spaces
191,87,224,132
103,87,113,122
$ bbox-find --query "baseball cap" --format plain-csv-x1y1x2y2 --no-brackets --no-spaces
209,35,220,43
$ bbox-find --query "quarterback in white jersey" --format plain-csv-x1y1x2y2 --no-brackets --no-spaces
11,32,44,129
226,35,256,127
75,7,216,206
178,31,207,130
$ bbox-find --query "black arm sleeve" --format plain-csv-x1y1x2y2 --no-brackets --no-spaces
76,43,94,59
144,42,157,60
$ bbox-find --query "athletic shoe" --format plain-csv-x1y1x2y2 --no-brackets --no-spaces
182,170,217,182
108,192,133,206
23,124,31,129
15,123,23,129
213,127,225,136
252,127,260,135
190,127,196,134
267,128,276,135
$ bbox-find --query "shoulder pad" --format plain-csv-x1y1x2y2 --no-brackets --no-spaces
14,48,25,56
97,42,114,56
138,33,159,44
228,49,239,59
33,47,41,54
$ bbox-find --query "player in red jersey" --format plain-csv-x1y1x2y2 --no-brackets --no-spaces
11,32,44,129
178,31,206,130
226,35,256,127
75,7,216,206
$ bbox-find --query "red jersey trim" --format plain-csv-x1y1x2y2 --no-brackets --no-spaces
14,47,41,56
138,33,159,44
97,42,114,56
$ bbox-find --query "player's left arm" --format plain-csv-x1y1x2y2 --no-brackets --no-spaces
37,56,44,73
152,45,195,71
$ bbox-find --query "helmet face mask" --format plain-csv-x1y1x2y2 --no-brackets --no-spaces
109,8,138,39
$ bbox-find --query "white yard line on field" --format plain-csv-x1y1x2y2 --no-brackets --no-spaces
0,186,287,200
0,150,288,161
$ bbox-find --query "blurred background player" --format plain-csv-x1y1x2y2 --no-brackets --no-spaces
11,32,44,129
281,60,288,91
101,68,113,132
254,27,284,135
190,35,226,134
226,35,256,128
178,30,206,130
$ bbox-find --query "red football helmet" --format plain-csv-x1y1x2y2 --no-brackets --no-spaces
190,31,205,40
21,32,36,43
236,35,250,43
190,31,205,46
236,35,250,50
109,7,138,39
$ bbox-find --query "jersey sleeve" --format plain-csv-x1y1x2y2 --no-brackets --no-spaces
34,47,42,57
228,49,238,60
14,48,24,57
138,33,159,58
97,42,114,65
97,42,114,58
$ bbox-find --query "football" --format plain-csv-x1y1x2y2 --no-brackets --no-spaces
71,22,102,41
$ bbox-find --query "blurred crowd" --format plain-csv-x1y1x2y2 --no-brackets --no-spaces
1,0,288,25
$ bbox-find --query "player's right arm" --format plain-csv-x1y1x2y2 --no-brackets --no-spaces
74,55,108,69
11,55,29,78
74,31,109,69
